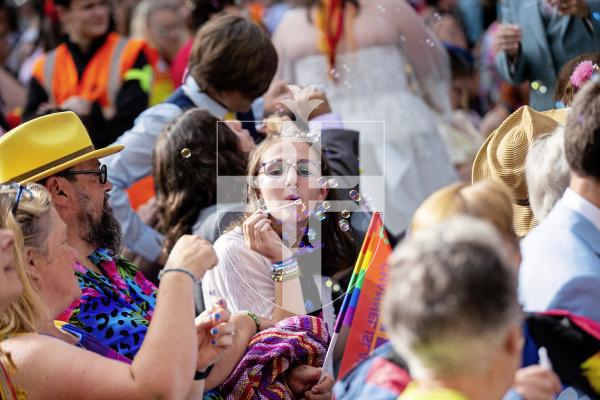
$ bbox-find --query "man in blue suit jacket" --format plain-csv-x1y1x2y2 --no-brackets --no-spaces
495,0,600,111
520,79,600,322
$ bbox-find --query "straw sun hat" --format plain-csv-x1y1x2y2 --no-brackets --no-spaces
472,106,569,237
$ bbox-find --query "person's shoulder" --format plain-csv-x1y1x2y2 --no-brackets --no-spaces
213,227,244,248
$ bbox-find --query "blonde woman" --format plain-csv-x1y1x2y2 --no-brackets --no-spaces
0,183,234,399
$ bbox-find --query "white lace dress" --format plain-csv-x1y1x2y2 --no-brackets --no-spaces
273,1,458,235
202,227,336,335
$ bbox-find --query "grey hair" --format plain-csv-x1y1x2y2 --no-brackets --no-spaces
526,126,569,220
383,216,521,379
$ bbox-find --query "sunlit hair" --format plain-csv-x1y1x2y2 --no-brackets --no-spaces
0,183,50,335
384,217,521,378
411,181,518,249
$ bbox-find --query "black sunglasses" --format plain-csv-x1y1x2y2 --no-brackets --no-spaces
57,164,108,185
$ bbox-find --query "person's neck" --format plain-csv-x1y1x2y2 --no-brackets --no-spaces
39,316,78,345
204,86,231,111
67,229,102,275
570,173,600,209
415,368,505,400
68,34,94,53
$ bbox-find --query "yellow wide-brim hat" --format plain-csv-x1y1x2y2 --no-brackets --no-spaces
472,106,569,237
0,111,124,184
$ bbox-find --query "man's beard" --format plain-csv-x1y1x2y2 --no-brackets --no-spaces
77,191,123,254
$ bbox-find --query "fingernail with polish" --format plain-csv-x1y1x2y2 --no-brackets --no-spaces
211,339,217,345
210,328,219,335
214,313,221,321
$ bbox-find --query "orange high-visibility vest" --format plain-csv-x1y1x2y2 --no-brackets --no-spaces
32,33,147,114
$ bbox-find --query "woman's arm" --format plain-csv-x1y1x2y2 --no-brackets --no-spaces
6,235,217,399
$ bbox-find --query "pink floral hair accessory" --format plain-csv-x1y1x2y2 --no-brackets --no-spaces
570,60,600,89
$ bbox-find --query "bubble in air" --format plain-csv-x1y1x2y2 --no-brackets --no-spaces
339,219,350,231
317,213,326,222
307,228,316,241
317,177,327,187
330,68,341,79
349,190,361,202
400,35,407,42
433,12,442,21
181,148,192,158
531,81,541,91
425,38,435,47
325,279,333,288
328,179,339,188
322,200,331,210
539,86,547,94
341,210,351,219
333,284,341,292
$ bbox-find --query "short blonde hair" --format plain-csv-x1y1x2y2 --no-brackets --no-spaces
0,184,51,336
411,181,517,246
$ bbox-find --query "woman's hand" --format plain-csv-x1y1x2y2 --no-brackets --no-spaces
195,299,235,371
165,235,218,280
243,210,293,263
286,365,334,400
513,365,562,400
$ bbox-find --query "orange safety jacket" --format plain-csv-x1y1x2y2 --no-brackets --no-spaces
32,32,148,115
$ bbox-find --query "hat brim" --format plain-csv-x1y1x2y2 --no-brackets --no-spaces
19,144,124,184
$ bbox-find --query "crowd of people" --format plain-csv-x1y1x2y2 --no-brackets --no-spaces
0,0,599,399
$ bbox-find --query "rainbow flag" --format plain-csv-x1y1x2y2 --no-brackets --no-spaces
326,212,393,379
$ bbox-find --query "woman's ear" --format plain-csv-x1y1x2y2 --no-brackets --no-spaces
23,247,42,284
318,188,329,202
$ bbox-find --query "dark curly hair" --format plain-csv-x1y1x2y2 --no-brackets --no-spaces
153,108,248,253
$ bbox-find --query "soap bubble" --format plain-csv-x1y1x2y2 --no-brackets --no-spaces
339,219,350,231
325,279,333,288
322,200,331,210
328,179,339,188
307,228,316,241
333,284,341,292
341,210,351,219
317,177,327,187
181,148,192,158
349,190,361,202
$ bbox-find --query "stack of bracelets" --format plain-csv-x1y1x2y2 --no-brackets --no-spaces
271,256,300,282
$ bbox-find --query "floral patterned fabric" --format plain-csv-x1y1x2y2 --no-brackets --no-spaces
57,248,157,359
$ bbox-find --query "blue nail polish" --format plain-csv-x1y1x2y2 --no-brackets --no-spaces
211,328,219,335
214,313,221,321
211,339,217,345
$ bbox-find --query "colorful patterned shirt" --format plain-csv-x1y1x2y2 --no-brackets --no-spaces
58,248,157,359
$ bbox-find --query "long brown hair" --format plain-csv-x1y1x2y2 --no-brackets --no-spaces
153,108,248,253
244,135,357,277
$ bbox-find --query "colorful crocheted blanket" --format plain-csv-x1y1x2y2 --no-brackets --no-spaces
217,316,330,400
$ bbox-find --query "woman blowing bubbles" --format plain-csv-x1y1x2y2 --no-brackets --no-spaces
203,130,358,329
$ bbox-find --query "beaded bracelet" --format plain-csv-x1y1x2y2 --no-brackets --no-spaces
245,311,261,334
157,268,196,282
272,256,298,270
271,268,300,282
